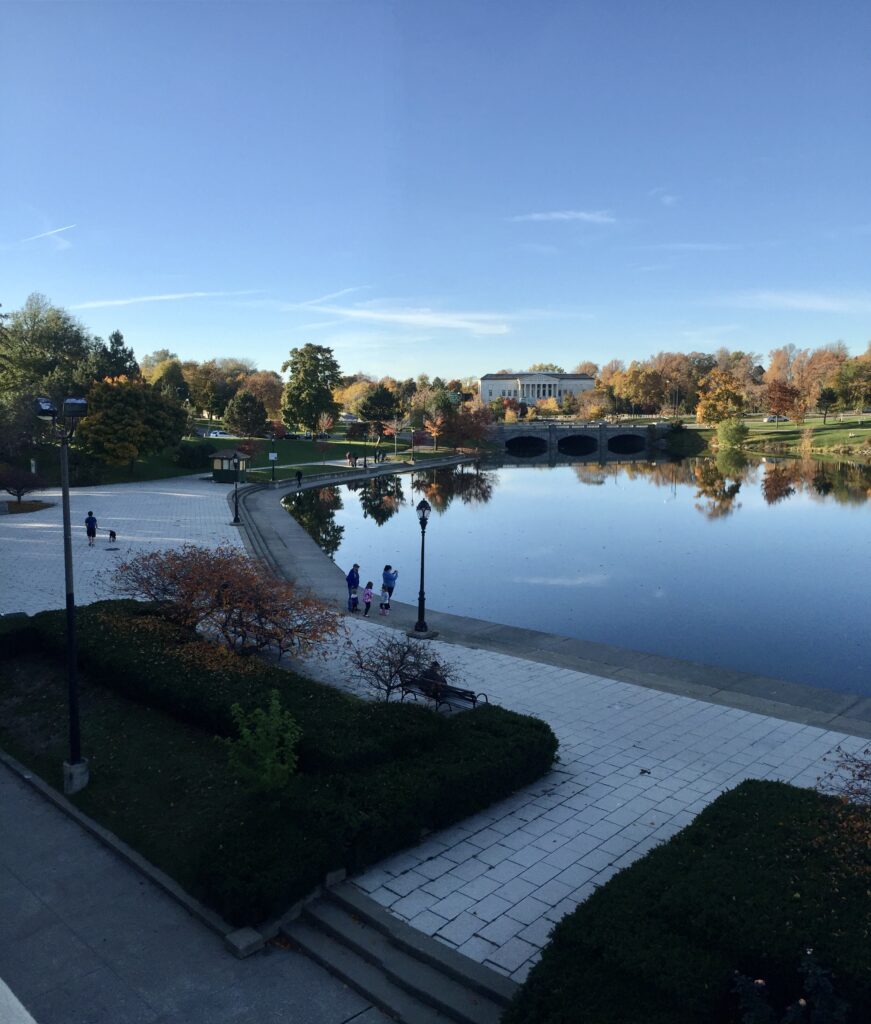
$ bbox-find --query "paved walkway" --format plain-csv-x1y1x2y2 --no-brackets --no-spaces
2,470,868,1000
0,762,388,1024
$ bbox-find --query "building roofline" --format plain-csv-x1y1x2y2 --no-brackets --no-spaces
479,372,594,380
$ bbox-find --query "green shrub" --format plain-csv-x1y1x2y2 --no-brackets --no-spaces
0,613,37,657
17,600,559,926
504,781,871,1024
717,417,749,449
173,440,215,469
223,691,302,792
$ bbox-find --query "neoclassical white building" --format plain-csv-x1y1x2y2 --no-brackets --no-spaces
479,371,595,404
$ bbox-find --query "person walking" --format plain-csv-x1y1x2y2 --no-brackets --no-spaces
295,470,303,489
362,581,374,616
84,510,97,547
346,563,360,611
382,564,398,599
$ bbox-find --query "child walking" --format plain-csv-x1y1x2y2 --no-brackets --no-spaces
379,584,390,616
362,582,374,616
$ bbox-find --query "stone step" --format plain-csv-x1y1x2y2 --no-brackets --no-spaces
325,883,517,1009
282,884,517,1024
283,919,455,1024
305,899,505,1024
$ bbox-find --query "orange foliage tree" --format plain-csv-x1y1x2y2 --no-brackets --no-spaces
112,543,339,661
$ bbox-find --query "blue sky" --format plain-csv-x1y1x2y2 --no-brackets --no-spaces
3,1,870,379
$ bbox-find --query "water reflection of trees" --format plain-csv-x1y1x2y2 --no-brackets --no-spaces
693,456,744,519
567,456,871,514
356,474,406,526
282,486,344,559
412,464,496,512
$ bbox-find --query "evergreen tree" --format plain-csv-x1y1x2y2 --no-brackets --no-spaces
280,344,341,432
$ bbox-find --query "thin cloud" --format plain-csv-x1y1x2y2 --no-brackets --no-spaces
642,242,739,252
297,285,372,306
509,210,616,224
649,187,678,207
302,303,511,336
71,290,261,310
19,223,77,243
725,290,871,314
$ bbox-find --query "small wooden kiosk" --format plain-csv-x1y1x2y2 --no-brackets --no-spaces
211,449,249,483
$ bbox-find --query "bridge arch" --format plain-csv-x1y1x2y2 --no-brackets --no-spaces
607,433,647,455
557,434,598,456
505,435,548,457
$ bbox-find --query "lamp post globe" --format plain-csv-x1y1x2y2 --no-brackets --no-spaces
413,498,432,634
232,453,241,524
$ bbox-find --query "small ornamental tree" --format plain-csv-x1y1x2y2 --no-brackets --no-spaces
0,464,47,503
423,411,446,450
222,691,302,792
348,635,457,702
766,379,801,425
112,543,339,660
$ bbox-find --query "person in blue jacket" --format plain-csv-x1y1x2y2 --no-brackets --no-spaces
346,563,360,611
382,564,398,599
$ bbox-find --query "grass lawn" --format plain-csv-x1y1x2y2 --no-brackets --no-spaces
248,463,356,482
744,417,871,454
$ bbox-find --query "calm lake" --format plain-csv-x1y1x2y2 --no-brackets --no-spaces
285,457,870,696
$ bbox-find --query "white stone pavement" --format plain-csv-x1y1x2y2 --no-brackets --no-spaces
1,477,864,987
0,476,243,614
299,622,865,984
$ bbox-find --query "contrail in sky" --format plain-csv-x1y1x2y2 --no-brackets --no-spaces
20,224,77,242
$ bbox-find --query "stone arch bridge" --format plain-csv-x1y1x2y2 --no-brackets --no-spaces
490,421,671,458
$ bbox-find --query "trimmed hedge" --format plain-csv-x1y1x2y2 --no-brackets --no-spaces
25,601,451,775
504,780,871,1024
5,603,558,925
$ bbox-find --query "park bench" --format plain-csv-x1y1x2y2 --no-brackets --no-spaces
400,666,489,713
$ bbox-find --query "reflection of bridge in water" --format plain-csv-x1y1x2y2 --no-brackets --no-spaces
490,421,670,460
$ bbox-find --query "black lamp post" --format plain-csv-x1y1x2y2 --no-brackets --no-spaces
413,498,432,633
232,453,241,524
35,396,89,794
270,434,276,483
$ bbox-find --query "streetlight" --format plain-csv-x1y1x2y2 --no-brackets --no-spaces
270,434,276,483
413,498,432,634
35,396,89,794
232,452,241,524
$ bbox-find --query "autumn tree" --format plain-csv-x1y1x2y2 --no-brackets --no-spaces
152,359,189,401
112,543,339,660
239,370,284,418
528,362,565,373
695,369,745,424
766,380,800,424
281,344,342,433
76,377,187,468
572,361,599,376
424,410,446,450
140,349,179,378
